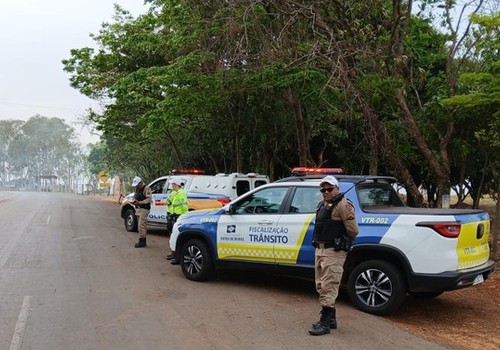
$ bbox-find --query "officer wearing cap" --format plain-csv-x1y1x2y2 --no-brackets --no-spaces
131,176,152,248
309,175,359,336
164,176,189,264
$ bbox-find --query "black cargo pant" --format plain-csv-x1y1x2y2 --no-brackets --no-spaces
166,213,180,235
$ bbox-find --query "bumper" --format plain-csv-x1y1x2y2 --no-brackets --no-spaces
407,260,496,293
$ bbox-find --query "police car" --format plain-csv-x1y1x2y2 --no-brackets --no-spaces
169,169,495,315
120,169,269,231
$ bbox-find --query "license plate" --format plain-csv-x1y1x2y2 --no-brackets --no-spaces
473,274,484,285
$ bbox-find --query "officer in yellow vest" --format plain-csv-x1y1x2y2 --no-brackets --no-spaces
164,176,189,264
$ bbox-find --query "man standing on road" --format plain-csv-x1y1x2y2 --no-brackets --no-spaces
131,176,152,248
164,177,189,264
309,175,359,336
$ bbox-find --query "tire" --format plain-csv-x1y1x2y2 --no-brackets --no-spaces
180,239,215,282
347,260,406,315
408,291,443,299
124,208,138,232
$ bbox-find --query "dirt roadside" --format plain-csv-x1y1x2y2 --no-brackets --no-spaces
386,267,499,350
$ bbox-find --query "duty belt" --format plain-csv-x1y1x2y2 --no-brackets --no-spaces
316,242,335,249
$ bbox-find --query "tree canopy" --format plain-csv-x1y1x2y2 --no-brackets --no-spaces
0,116,83,191
63,0,500,208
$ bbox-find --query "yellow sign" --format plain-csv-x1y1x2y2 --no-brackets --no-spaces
98,171,110,183
99,182,111,188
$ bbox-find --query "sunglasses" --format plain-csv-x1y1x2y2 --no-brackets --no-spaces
320,187,335,193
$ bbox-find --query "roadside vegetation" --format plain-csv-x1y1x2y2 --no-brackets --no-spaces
62,0,500,257
3,1,497,253
62,1,499,209
0,116,88,191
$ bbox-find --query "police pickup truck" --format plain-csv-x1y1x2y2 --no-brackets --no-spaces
169,173,495,315
120,170,269,231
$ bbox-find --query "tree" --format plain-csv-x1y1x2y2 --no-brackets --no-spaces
8,115,81,191
441,11,499,258
0,120,23,186
63,0,499,209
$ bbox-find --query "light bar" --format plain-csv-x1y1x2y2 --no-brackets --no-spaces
171,168,206,175
291,167,344,176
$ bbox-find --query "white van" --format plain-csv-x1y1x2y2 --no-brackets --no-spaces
119,171,269,231
187,172,270,199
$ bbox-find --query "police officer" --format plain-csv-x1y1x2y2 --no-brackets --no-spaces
164,177,189,264
309,175,359,336
131,176,152,248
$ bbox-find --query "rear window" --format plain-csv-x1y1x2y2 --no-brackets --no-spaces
357,184,405,209
236,180,250,196
255,180,267,188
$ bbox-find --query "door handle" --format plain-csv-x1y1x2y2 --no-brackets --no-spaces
258,220,274,225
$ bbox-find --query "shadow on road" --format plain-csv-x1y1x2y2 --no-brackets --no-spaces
212,268,352,305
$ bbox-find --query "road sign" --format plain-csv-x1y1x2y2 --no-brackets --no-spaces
97,171,110,183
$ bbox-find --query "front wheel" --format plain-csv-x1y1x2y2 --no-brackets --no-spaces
347,260,406,315
180,239,215,282
124,208,138,232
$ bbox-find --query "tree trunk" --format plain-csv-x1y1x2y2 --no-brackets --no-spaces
310,4,423,206
285,88,308,167
473,155,489,209
493,178,500,261
342,77,423,206
367,121,379,175
395,89,452,207
164,129,184,168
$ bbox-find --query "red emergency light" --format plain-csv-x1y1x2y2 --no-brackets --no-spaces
171,168,206,175
291,167,344,176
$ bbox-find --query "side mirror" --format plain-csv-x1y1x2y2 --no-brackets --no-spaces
223,203,235,214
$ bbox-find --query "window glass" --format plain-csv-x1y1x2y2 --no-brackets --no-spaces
165,177,188,192
150,179,166,194
357,184,405,208
254,180,267,188
233,187,288,214
289,187,323,213
236,180,251,196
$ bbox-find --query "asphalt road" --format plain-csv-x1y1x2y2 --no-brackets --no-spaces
0,191,456,350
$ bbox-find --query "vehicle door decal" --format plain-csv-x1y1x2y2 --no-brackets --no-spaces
275,213,315,264
218,243,275,262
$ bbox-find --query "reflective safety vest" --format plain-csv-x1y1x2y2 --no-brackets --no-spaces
164,189,189,215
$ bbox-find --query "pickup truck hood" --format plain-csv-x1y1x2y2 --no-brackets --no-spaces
184,208,225,218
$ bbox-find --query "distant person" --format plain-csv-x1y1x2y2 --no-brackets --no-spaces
131,176,152,248
164,177,188,264
309,175,359,336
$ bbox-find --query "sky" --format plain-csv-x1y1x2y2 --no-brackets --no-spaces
0,0,149,146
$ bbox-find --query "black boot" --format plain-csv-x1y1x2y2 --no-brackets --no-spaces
166,253,174,260
312,307,337,329
134,238,146,248
330,307,337,329
309,307,333,336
